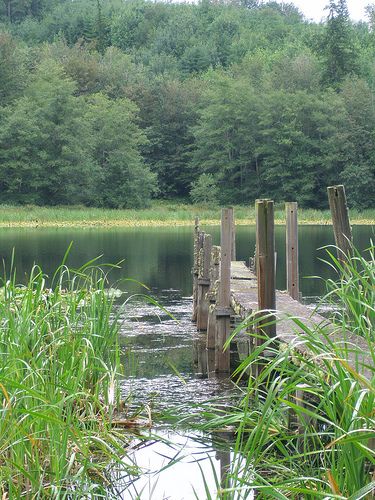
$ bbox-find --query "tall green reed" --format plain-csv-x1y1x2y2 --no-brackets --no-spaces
169,244,375,498
0,257,128,497
226,244,375,498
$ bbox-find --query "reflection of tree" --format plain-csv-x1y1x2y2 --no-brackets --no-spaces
0,227,194,294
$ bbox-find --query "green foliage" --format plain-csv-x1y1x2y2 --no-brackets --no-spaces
0,259,127,496
190,173,219,206
86,93,157,208
1,0,375,209
323,0,359,85
0,59,97,205
0,31,28,104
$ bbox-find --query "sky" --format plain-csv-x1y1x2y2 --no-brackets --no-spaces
278,0,369,22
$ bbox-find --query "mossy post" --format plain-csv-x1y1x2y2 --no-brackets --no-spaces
197,233,212,331
192,217,201,322
327,185,353,260
286,202,299,301
215,208,232,373
255,199,276,339
206,245,221,349
228,206,236,261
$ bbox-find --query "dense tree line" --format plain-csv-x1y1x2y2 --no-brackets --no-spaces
0,0,374,208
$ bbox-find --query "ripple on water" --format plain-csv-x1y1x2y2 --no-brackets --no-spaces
115,290,248,498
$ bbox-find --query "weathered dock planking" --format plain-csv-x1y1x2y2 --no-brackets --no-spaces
229,261,372,379
192,188,372,380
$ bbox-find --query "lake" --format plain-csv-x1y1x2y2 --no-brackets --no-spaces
0,224,373,498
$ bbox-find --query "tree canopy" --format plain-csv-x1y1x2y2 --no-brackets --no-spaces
0,0,374,209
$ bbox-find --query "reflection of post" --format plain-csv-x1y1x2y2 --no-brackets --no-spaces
215,208,232,373
197,233,213,331
216,449,231,493
285,202,299,301
212,431,233,495
327,185,353,260
194,336,208,376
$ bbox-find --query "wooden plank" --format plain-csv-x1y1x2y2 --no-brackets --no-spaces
286,202,299,300
229,206,236,261
206,246,221,350
256,199,276,338
215,315,231,373
197,234,212,331
216,208,232,373
192,218,201,322
218,209,232,308
327,185,353,260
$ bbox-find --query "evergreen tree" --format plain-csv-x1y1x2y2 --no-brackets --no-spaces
0,60,98,205
323,0,359,85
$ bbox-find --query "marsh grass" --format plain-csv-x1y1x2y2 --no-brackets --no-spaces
0,254,130,497
164,244,375,498
0,202,373,227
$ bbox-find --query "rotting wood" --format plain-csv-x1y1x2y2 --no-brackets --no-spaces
192,217,201,322
256,199,276,339
207,246,220,349
216,208,232,373
197,233,213,331
286,202,299,301
229,206,236,261
327,185,353,260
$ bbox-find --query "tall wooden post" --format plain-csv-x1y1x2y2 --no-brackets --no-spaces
327,185,353,259
192,218,202,322
285,202,299,301
228,206,236,261
197,233,213,331
256,199,276,339
206,246,220,349
215,208,232,373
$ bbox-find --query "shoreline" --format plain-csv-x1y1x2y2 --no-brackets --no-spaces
0,204,373,228
0,218,374,228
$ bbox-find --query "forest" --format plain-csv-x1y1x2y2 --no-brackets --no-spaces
0,0,374,209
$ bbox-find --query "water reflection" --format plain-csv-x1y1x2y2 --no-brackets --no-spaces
116,292,249,498
0,225,372,297
119,293,237,411
112,429,253,499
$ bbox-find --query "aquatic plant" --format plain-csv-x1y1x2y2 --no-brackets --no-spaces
0,256,128,497
166,244,375,498
0,202,373,227
219,244,375,498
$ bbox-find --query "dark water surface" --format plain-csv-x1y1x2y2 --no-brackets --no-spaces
0,225,373,498
0,224,372,296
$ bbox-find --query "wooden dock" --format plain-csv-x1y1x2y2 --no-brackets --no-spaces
192,189,372,380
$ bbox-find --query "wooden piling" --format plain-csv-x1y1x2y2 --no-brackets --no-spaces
228,206,236,261
285,202,299,301
255,199,276,339
327,185,353,260
206,246,221,349
215,208,232,373
197,233,213,331
192,218,202,322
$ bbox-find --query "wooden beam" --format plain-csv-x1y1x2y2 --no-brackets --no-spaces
327,185,353,260
207,246,220,349
285,202,299,301
256,199,276,339
228,206,236,261
216,208,232,373
192,219,202,322
197,233,213,331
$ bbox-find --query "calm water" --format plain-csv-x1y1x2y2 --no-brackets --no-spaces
0,224,372,296
0,225,373,498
